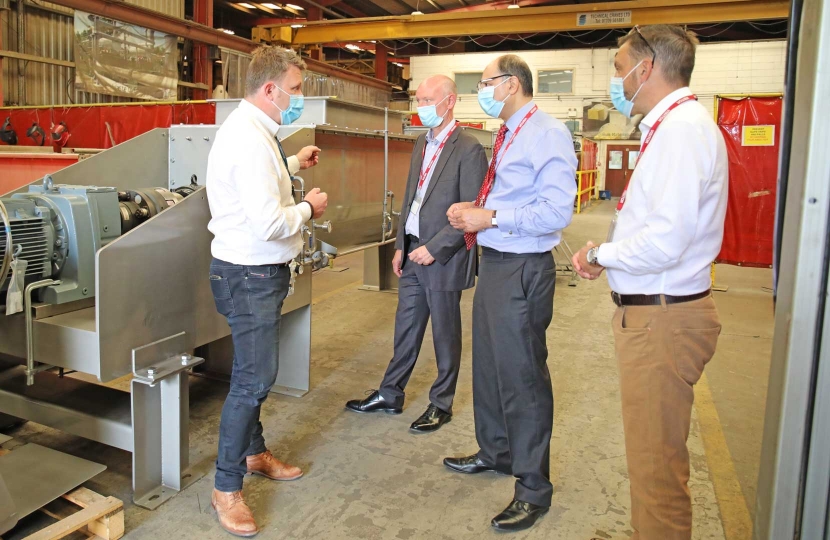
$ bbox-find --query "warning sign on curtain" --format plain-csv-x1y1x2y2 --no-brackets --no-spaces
74,11,178,100
741,125,776,146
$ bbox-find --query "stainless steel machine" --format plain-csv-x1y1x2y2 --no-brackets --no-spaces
0,98,438,509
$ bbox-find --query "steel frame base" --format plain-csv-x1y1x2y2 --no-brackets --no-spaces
196,304,312,397
0,361,202,510
359,242,399,292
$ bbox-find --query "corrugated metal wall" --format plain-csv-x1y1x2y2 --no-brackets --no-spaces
1,0,183,106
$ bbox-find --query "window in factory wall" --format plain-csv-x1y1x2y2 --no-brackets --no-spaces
538,69,574,95
455,72,484,94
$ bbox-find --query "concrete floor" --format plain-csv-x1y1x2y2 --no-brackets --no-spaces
1,200,772,540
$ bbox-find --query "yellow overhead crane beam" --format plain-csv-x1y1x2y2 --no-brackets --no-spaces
277,0,789,44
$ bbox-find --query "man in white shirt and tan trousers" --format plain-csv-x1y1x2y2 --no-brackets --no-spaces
573,25,728,540
206,46,328,537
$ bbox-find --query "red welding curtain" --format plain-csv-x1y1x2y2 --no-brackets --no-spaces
716,96,782,267
1,102,216,149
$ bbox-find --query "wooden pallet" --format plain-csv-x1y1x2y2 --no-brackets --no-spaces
24,486,124,540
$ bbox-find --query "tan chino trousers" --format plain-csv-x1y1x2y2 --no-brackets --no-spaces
612,295,721,540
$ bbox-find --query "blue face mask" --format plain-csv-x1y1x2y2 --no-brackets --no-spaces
477,78,511,118
270,85,304,125
417,95,450,128
610,61,644,118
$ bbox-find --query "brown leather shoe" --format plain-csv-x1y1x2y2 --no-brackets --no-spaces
246,450,303,481
211,489,258,537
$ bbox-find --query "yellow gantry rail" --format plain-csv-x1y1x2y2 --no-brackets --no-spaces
279,0,790,45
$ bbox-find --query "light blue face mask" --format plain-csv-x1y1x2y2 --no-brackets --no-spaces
417,95,450,128
477,78,511,118
610,60,644,118
270,85,304,125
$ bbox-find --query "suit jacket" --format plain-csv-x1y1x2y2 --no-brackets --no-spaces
395,128,488,291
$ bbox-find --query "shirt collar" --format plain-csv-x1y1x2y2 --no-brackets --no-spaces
505,100,536,133
639,87,693,133
239,99,281,138
427,119,457,145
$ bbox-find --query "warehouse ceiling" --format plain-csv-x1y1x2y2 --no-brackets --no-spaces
199,0,789,55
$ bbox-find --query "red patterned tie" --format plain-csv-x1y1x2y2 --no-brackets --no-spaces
465,124,509,250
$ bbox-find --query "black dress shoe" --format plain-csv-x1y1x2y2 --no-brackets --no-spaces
443,454,497,474
491,500,548,532
345,390,402,414
410,404,451,433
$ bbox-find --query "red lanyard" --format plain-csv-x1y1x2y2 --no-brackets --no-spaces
475,105,538,206
616,95,697,212
419,121,459,190
494,104,537,173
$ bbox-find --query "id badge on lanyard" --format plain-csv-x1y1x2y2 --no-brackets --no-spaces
606,95,696,243
410,196,422,217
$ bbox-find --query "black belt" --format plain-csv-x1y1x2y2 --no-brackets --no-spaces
407,234,420,244
611,290,711,307
481,246,549,259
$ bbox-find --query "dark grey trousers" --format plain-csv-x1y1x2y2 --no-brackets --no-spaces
378,237,463,414
473,247,556,507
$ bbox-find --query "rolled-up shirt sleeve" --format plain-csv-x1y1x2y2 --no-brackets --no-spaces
287,155,301,175
235,140,311,242
496,126,577,237
597,120,708,274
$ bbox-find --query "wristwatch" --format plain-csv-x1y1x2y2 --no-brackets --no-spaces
491,210,498,228
587,246,599,266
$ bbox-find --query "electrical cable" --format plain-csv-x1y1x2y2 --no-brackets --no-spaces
0,198,13,288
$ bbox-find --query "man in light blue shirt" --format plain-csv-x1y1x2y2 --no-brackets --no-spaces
446,54,577,532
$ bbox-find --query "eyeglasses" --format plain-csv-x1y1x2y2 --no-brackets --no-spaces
476,74,513,92
633,25,657,64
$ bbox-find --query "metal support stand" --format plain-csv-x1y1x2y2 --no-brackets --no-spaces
271,305,311,397
195,269,313,398
552,239,579,287
360,241,399,292
711,263,729,292
130,333,204,510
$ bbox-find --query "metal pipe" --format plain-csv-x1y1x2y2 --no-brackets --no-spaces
381,107,390,240
25,279,60,386
16,0,24,105
337,237,396,257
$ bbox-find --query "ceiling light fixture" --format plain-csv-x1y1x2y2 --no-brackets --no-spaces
237,2,255,8
412,0,423,15
507,3,520,8
291,23,304,28
262,2,281,7
220,28,235,34
345,44,362,51
286,3,304,9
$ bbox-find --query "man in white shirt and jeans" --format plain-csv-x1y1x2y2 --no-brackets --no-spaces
206,46,327,537
573,25,728,539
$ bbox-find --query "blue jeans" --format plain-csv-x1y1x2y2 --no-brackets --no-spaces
209,257,291,492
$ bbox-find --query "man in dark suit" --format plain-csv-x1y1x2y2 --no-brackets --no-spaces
346,75,488,432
